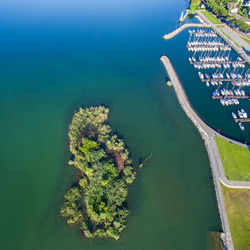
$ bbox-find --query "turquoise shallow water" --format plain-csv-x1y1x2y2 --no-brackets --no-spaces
0,1,224,250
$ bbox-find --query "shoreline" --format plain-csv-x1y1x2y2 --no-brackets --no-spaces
160,55,234,249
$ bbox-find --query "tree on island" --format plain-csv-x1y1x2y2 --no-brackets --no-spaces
60,106,138,240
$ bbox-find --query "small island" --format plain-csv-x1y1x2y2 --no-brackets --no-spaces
60,106,138,240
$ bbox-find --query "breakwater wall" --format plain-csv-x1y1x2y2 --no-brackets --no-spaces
163,23,211,40
160,56,234,250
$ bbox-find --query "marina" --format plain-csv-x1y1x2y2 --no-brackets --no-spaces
186,28,250,132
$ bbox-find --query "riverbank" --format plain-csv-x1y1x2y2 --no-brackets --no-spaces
160,55,234,249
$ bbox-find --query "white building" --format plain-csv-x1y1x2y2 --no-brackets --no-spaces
228,2,239,13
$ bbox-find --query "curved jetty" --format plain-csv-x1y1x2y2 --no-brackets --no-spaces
160,56,250,250
163,23,211,40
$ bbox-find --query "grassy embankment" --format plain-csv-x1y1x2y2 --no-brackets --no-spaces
190,0,201,10
221,186,250,250
202,10,221,24
215,137,250,181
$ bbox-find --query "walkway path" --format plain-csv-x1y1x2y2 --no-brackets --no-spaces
220,25,250,51
160,55,250,250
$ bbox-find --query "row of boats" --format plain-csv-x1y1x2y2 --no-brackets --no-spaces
187,41,225,47
188,29,217,37
212,88,246,97
198,71,248,80
232,110,248,130
206,80,250,87
192,62,245,69
220,99,239,106
197,56,241,63
187,46,231,52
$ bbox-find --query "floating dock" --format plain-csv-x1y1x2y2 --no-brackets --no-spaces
234,118,250,122
212,95,249,99
201,78,248,82
190,61,246,65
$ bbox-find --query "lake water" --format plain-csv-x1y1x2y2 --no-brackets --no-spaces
0,1,224,249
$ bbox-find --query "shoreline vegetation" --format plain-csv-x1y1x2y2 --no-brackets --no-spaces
60,106,140,240
202,10,221,24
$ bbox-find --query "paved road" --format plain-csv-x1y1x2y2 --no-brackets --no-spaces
220,25,250,51
161,56,250,250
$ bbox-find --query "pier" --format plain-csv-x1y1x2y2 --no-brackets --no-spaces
163,23,211,40
234,118,250,123
179,11,188,22
190,61,246,65
201,78,248,82
212,95,249,99
161,55,250,250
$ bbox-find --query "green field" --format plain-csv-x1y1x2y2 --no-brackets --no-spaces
221,186,250,250
202,11,221,24
215,137,250,181
190,0,201,10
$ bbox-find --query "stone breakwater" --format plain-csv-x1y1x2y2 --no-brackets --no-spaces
163,23,211,40
160,56,234,250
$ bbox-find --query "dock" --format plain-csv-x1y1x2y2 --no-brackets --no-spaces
201,78,248,82
190,61,246,65
212,95,249,99
234,118,250,122
179,11,188,23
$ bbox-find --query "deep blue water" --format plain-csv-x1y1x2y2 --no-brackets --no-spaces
0,1,237,250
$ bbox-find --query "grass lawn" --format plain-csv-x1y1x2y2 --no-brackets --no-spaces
221,185,250,250
215,137,250,181
190,0,201,10
202,11,221,24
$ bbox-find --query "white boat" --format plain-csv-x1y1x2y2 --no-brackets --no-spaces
238,110,244,118
198,71,204,80
232,112,237,119
239,123,245,131
241,109,248,118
